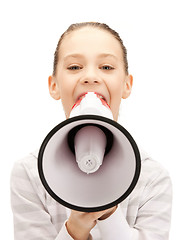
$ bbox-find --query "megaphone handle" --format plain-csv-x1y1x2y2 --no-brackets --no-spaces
74,125,106,173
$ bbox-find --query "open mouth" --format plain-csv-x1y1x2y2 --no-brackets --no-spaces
77,92,88,101
77,92,108,104
95,92,107,103
72,91,110,111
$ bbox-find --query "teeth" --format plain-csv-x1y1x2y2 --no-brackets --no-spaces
78,94,86,100
99,95,104,99
77,92,107,103
97,94,106,102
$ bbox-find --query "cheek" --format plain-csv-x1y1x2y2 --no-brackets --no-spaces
58,74,77,117
108,79,124,101
107,80,124,120
110,97,121,120
61,96,73,118
58,72,76,96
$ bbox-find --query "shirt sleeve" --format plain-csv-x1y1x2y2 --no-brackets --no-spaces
10,157,73,240
97,206,137,239
133,167,172,239
55,222,74,240
97,166,172,240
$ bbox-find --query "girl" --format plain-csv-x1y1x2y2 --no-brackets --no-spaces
11,22,172,240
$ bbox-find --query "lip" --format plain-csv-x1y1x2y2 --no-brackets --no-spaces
76,92,88,101
94,92,108,103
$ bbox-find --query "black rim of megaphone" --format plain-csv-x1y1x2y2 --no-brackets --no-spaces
38,115,141,212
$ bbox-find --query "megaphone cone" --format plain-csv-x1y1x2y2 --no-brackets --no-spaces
38,92,141,212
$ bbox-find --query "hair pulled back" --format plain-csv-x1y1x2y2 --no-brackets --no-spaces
53,22,128,75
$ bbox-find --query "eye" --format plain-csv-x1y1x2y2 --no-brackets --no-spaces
67,65,82,70
100,65,115,70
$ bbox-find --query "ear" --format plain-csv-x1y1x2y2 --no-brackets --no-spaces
48,76,61,100
122,74,133,99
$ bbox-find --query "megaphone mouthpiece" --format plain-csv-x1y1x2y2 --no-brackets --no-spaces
75,125,107,174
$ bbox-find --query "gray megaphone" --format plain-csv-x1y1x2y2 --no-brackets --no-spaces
38,92,141,212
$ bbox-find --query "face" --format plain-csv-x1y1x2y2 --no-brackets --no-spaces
49,27,133,121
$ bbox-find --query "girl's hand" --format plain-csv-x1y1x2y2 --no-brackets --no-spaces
66,206,117,240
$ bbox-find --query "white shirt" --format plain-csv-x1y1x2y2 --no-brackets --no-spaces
10,149,172,239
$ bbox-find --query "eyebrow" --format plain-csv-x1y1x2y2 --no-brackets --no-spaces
63,53,118,61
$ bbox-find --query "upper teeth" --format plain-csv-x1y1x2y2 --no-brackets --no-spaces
98,95,104,99
79,95,86,100
97,94,106,102
78,92,106,103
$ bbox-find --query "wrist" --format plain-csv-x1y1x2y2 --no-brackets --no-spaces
66,220,91,240
98,205,118,221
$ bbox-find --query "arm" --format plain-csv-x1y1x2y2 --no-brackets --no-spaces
133,167,172,239
97,165,172,240
66,206,117,240
10,156,73,240
10,154,116,240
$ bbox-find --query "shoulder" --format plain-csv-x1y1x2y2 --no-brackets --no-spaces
127,148,172,212
139,149,171,186
11,149,39,180
10,150,46,199
134,148,173,208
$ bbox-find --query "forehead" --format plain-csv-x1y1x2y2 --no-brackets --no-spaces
59,27,123,60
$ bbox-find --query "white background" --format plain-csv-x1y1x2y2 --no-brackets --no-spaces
0,0,178,239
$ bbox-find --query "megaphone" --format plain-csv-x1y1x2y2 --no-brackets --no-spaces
38,92,141,212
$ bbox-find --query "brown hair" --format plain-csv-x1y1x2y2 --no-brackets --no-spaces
53,22,129,75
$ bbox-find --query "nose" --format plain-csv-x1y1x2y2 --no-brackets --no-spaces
80,67,101,85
